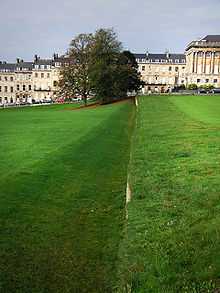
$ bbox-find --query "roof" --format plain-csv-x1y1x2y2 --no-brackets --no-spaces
15,62,34,70
0,63,16,72
34,59,53,65
202,35,220,42
134,53,186,63
186,35,220,50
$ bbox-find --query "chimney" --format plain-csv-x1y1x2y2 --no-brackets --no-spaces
145,50,149,58
34,54,40,62
165,50,170,59
53,53,59,60
16,58,20,64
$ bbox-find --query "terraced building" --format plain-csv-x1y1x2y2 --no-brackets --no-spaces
135,35,220,93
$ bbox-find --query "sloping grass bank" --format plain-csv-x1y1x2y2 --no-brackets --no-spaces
121,95,220,292
0,101,135,292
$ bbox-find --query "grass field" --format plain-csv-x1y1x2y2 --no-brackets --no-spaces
0,102,135,292
122,95,220,292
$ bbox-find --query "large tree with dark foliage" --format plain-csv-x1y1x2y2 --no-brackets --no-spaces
59,28,144,105
59,33,93,106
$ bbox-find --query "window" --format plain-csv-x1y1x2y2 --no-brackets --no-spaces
41,73,44,78
5,76,7,81
175,59,179,63
214,79,218,83
0,86,1,92
47,73,50,78
35,73,38,78
142,66,145,71
23,85,26,91
169,66,172,71
29,85,32,90
0,76,1,81
182,67,185,70
17,85,20,91
197,79,201,83
10,87,13,93
175,67,179,72
205,79,209,83
4,86,7,92
10,76,13,81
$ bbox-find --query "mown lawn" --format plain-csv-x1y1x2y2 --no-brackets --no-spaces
122,95,220,292
0,101,135,292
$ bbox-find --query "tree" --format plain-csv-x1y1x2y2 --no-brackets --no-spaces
89,29,144,103
187,83,198,90
59,33,93,106
114,50,145,97
59,28,144,105
89,28,123,103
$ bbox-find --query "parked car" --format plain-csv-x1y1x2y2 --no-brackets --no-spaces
211,88,220,94
198,88,207,94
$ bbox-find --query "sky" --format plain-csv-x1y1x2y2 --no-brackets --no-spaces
0,0,220,62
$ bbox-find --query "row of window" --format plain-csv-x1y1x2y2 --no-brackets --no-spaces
196,52,220,57
0,72,51,81
197,78,218,83
141,66,185,72
0,76,14,81
0,97,14,103
137,58,185,64
0,85,32,92
34,65,51,70
34,72,50,78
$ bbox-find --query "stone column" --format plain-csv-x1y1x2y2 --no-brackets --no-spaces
212,52,215,74
202,51,206,73
194,51,198,73
218,54,220,74
210,52,214,74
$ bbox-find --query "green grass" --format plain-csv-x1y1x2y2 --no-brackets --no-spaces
0,102,135,292
121,95,220,292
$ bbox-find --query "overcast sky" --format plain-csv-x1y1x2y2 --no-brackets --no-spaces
0,0,220,62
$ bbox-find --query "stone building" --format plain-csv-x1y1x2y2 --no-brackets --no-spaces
185,35,220,87
14,59,33,103
0,55,61,105
135,52,186,93
135,35,220,93
32,55,60,102
0,63,16,104
1,35,220,103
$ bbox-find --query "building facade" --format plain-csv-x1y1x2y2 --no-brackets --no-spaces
0,55,61,105
185,35,220,87
1,35,220,103
135,35,220,93
135,52,186,93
